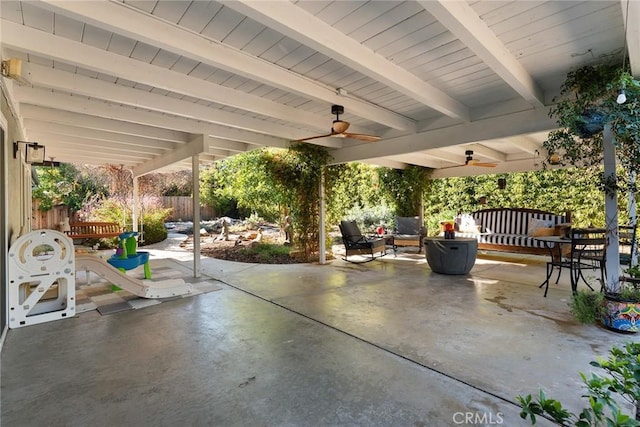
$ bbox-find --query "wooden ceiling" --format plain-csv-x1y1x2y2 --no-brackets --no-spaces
1,1,638,177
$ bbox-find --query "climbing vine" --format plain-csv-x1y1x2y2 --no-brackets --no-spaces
264,143,331,260
377,165,433,217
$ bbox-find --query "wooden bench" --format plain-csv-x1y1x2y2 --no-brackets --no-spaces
65,222,123,240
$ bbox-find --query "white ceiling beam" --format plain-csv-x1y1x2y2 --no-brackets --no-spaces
205,137,248,154
361,159,408,169
24,119,179,151
418,0,545,107
133,135,206,177
206,147,233,158
22,64,306,140
30,135,155,161
503,136,544,155
224,0,469,122
419,149,461,163
21,105,189,143
34,0,414,131
329,108,556,165
384,154,440,169
16,88,278,149
622,0,640,78
1,20,333,132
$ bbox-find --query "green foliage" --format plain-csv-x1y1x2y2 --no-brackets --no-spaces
570,291,604,324
200,150,280,221
141,208,171,245
238,243,291,261
89,198,129,226
203,145,331,259
423,166,619,235
518,342,640,426
32,164,107,212
377,165,432,216
543,62,640,193
325,162,383,224
263,143,330,259
342,203,395,233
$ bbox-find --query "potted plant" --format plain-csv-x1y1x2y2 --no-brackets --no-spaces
601,268,640,332
569,270,640,332
517,342,640,425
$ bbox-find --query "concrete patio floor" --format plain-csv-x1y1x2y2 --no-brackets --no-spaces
1,240,636,426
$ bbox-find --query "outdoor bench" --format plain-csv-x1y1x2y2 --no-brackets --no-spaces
451,208,571,256
65,222,123,240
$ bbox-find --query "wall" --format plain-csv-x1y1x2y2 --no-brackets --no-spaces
2,80,29,338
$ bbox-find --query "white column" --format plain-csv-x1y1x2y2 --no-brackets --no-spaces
132,175,139,232
603,124,620,292
319,168,326,265
192,155,201,278
628,171,637,266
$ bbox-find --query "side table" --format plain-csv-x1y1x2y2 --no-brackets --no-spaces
424,237,478,275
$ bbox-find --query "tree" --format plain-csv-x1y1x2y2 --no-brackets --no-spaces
200,150,282,221
33,163,107,212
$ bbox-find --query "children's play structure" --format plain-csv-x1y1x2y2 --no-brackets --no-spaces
8,229,192,328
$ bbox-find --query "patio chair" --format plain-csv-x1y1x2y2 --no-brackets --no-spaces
338,220,386,263
543,228,607,296
392,216,425,253
619,224,637,267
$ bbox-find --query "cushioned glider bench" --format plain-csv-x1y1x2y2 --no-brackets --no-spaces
454,208,571,257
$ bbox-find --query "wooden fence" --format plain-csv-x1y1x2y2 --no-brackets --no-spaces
31,197,215,229
31,200,73,230
162,196,215,221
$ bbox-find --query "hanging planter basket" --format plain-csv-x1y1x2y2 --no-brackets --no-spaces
574,109,605,138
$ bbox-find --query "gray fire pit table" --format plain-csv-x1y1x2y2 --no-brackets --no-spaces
424,237,478,275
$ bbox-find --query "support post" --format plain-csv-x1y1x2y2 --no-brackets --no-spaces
319,167,326,265
628,171,637,267
132,175,139,233
603,124,620,292
192,154,201,278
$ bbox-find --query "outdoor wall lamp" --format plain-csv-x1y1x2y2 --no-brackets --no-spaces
497,178,507,190
13,141,46,164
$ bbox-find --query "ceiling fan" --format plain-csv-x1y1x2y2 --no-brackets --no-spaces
295,105,381,143
441,150,497,169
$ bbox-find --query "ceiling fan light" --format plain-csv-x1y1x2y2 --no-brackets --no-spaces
617,89,627,104
332,120,349,134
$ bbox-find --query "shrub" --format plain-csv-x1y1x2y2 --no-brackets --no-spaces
569,290,604,324
518,342,640,425
141,208,171,245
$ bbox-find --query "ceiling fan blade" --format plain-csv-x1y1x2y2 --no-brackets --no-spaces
466,159,497,167
438,163,467,170
341,132,380,142
294,133,336,142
